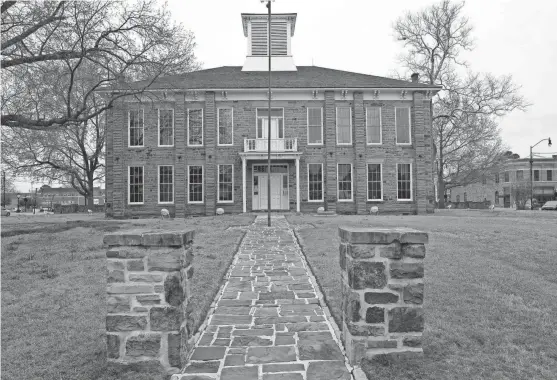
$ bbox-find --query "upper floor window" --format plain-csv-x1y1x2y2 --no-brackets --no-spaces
307,107,323,145
337,164,353,201
395,107,411,144
158,109,174,147
495,173,500,184
547,170,553,181
187,109,203,146
336,107,352,145
367,163,382,201
218,108,233,145
159,165,174,204
516,170,524,181
256,108,283,139
464,192,467,202
366,107,382,144
504,171,510,182
128,166,143,204
534,170,540,181
482,176,486,185
397,163,412,200
128,109,144,147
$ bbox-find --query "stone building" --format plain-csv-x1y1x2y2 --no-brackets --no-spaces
103,12,440,218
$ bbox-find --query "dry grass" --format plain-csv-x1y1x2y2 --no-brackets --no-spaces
288,210,557,380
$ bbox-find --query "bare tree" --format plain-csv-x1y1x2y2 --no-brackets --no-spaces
511,180,530,210
393,0,529,208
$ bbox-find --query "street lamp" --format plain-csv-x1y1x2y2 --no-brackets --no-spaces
530,137,552,210
16,193,20,213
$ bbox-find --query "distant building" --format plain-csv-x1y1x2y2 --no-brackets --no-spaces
38,185,105,206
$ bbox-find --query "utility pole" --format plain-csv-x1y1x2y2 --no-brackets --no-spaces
2,171,5,208
262,0,274,227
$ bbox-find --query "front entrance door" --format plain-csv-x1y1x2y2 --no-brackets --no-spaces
252,164,289,210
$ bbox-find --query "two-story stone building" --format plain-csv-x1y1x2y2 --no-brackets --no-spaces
104,12,441,218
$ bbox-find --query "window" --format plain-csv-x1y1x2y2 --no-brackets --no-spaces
188,166,203,203
256,108,284,139
482,176,487,185
366,107,382,144
456,195,460,202
159,166,174,203
336,107,352,144
218,164,233,202
128,166,143,204
337,164,353,201
516,170,524,181
534,170,540,181
308,163,323,201
158,109,174,147
504,171,510,182
548,170,553,181
397,163,412,200
464,192,467,202
128,110,144,147
495,173,500,184
187,109,203,146
495,191,499,205
307,108,323,144
367,163,382,201
395,107,411,144
218,108,233,145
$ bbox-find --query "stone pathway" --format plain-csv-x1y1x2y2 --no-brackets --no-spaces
175,215,352,380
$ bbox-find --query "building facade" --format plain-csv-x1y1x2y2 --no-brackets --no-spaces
104,12,440,218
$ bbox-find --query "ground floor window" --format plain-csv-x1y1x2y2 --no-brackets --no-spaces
495,191,499,205
159,165,173,203
188,165,203,203
337,164,352,201
129,166,143,204
308,163,323,201
367,163,382,200
397,163,412,200
218,164,233,202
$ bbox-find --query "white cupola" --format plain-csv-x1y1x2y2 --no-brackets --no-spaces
241,13,297,71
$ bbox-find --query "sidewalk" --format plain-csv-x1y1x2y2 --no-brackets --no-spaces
175,215,351,380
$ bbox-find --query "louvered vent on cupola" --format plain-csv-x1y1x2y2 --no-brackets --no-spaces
251,21,288,56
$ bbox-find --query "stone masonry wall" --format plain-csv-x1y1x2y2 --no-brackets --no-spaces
338,226,427,365
104,229,195,376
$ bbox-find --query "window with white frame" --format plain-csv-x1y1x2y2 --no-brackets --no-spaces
547,170,553,181
534,170,540,181
128,109,144,147
159,165,173,203
188,109,203,146
218,164,233,202
308,163,323,201
397,163,412,200
256,108,284,139
188,166,203,203
218,108,233,145
504,171,510,182
336,107,352,144
366,107,381,144
158,109,174,146
128,166,143,204
395,107,411,144
337,164,352,200
307,108,323,144
367,163,382,201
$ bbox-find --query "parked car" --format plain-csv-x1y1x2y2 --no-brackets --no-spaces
541,201,557,210
1,207,10,216
525,199,540,209
40,207,53,212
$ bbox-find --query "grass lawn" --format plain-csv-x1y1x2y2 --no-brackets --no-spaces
1,214,254,380
287,210,557,380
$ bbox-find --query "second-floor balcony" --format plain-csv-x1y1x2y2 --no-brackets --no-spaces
244,138,298,153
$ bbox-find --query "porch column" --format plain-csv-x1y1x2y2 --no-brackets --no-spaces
296,157,300,212
242,157,247,213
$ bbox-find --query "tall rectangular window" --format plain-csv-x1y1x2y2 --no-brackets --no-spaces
256,108,284,139
495,173,500,184
128,109,144,147
218,108,233,145
218,164,233,202
159,166,174,203
516,170,524,181
188,166,203,203
547,170,553,181
366,107,382,144
534,170,540,181
188,109,203,146
397,163,412,200
336,107,352,144
482,177,487,185
367,164,382,201
504,171,510,182
337,164,353,201
307,108,323,144
158,109,174,146
128,166,143,204
395,107,411,144
308,163,323,201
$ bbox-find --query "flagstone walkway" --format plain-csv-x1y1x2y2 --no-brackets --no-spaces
175,215,352,380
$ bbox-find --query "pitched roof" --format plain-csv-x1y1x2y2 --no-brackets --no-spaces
123,66,440,91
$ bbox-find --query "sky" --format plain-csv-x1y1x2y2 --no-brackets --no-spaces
12,0,557,191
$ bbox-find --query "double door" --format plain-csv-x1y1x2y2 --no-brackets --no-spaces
252,165,289,210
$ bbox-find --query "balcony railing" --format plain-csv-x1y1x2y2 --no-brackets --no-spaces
244,138,298,153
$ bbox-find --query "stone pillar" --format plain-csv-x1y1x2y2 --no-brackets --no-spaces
104,229,195,376
338,226,427,365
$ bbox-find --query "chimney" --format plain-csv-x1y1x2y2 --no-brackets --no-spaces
411,73,419,83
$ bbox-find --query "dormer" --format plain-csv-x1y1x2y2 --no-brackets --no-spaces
241,13,297,72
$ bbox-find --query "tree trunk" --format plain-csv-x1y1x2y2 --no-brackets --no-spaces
86,176,94,207
438,171,446,209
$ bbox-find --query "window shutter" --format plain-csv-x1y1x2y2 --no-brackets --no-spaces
251,21,268,56
270,21,287,56
251,21,287,56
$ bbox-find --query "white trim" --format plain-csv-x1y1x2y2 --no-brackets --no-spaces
98,87,441,93
255,107,285,139
395,107,412,145
251,163,290,211
157,108,174,147
128,166,144,205
366,163,383,201
365,106,382,145
187,165,204,204
307,163,324,202
336,107,352,145
242,158,247,213
128,109,144,148
157,165,174,204
217,107,234,146
217,164,234,203
396,163,413,201
187,108,204,147
306,107,323,145
337,163,353,201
